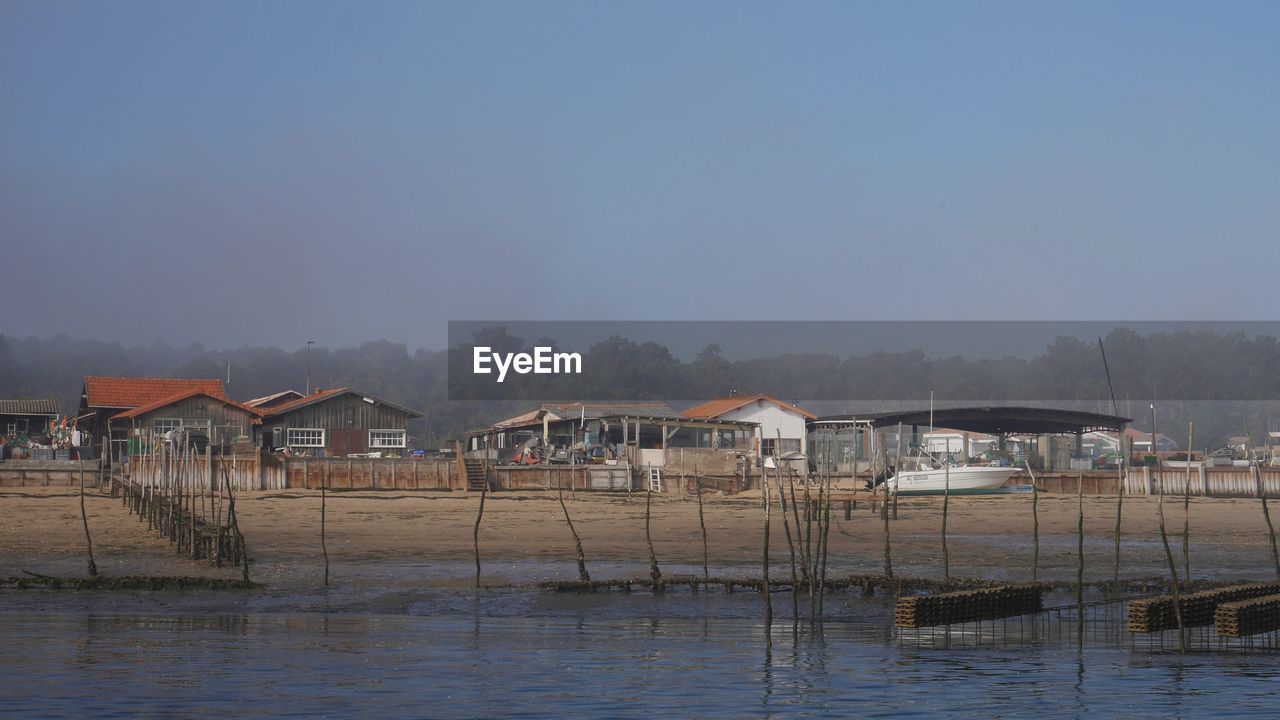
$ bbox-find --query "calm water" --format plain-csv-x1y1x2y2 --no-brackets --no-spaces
2,585,1279,718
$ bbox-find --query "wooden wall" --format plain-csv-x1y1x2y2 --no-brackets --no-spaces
263,393,415,455
285,457,460,490
131,396,257,437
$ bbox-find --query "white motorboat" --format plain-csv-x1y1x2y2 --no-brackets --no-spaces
885,463,1017,495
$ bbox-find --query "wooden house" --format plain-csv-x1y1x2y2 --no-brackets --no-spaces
257,387,422,457
111,389,262,452
79,376,226,462
683,394,815,458
0,398,60,440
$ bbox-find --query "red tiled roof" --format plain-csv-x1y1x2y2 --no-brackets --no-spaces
683,394,817,421
111,389,263,421
83,376,225,409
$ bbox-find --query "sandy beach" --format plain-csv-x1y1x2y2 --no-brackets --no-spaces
4,486,1280,588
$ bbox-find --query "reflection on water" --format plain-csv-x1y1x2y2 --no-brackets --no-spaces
1,592,1279,718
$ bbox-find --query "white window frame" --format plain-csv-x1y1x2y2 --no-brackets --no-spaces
153,418,183,434
287,428,326,448
369,429,406,449
761,437,802,457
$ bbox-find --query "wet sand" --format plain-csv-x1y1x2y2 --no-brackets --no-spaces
4,487,1280,586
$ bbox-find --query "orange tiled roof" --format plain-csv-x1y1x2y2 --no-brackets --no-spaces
83,376,225,409
111,389,262,421
683,394,817,421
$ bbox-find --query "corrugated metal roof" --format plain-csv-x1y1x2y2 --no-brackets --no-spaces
83,376,225,409
0,398,60,415
245,389,304,408
544,402,678,420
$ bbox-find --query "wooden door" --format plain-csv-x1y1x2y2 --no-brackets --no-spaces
329,429,366,457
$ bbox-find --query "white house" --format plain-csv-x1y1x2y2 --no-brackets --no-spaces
683,394,816,457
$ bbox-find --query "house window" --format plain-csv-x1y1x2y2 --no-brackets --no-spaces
369,429,406,449
761,438,802,457
287,428,326,447
153,418,183,435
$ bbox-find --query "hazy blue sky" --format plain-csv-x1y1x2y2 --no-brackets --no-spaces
3,1,1277,351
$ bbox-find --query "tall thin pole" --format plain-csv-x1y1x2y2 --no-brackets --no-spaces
321,485,329,586
79,460,98,577
305,340,315,395
1156,460,1187,652
762,465,773,632
1026,461,1039,583
1077,472,1087,648
942,460,950,583
696,467,709,589
645,483,662,591
1245,420,1280,579
1183,421,1193,582
1099,337,1125,584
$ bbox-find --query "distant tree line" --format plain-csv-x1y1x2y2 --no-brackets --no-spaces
2,328,1278,448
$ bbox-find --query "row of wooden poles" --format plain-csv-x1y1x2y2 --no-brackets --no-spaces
477,421,1280,647
108,443,252,583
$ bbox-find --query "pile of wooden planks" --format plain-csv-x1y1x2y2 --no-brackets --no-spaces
895,584,1045,628
1215,593,1280,637
1127,583,1280,633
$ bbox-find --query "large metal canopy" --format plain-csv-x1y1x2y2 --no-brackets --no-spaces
811,406,1130,435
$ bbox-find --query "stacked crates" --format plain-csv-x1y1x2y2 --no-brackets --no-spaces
895,584,1045,628
1127,583,1280,633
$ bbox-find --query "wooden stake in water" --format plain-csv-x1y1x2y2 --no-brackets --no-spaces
695,466,708,589
818,470,832,619
321,485,329,586
789,470,810,586
79,460,98,577
942,461,951,583
885,422,902,582
1155,463,1187,652
1113,454,1125,584
1076,473,1086,647
1025,461,1039,583
762,465,773,630
776,467,799,622
1245,420,1280,579
558,477,590,582
645,484,662,591
473,477,487,589
1183,421,1193,582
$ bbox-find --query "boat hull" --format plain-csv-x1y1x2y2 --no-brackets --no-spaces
888,466,1018,496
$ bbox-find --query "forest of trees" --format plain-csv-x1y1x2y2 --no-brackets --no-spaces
2,327,1278,449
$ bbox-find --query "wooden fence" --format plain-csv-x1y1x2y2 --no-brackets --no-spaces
284,457,459,490
124,447,459,492
126,447,277,492
1032,466,1280,498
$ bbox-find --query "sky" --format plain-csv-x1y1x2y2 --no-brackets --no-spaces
3,1,1278,352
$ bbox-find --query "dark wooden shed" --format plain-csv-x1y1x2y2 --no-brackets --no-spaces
1,398,60,439
257,387,422,457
